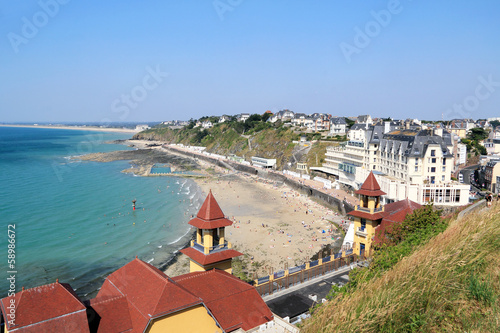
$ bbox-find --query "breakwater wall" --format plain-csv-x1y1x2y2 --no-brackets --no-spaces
163,145,352,215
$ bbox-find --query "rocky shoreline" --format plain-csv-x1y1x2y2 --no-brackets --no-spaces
75,140,207,177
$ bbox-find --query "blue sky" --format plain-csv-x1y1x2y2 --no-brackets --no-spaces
1,0,499,123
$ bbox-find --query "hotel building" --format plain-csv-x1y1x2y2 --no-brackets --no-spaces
317,122,469,206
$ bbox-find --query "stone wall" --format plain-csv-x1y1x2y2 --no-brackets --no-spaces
164,145,350,215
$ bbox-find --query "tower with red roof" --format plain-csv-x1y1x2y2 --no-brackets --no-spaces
181,190,242,273
348,171,421,257
348,171,386,257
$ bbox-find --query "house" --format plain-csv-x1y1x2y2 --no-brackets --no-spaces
135,124,150,131
483,139,500,155
329,117,347,135
201,120,213,129
219,115,231,123
484,161,500,192
447,119,475,138
348,172,421,257
237,113,250,122
355,115,373,125
268,109,295,123
476,120,491,129
291,113,307,127
314,115,330,131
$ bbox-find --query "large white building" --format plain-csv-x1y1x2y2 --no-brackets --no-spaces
318,122,469,206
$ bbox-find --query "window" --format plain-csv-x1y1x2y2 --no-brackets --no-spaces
431,149,436,156
431,167,436,173
415,166,418,171
442,175,445,181
432,158,436,163
442,166,446,172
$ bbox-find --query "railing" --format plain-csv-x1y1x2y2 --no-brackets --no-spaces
254,254,358,296
356,205,383,213
192,241,229,254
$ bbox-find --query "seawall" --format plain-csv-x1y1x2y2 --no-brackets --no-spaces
163,145,353,215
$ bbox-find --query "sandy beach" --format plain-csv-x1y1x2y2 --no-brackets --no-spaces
163,153,352,280
76,139,354,280
0,124,138,134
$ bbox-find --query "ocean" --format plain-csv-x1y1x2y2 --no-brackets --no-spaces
0,127,203,299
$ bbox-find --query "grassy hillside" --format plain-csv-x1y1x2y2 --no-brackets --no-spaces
302,203,499,332
133,122,297,169
305,141,336,167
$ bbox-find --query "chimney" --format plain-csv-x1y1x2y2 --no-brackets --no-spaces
384,121,390,134
405,121,410,130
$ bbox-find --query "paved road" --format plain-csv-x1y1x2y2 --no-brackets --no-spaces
263,264,362,320
460,164,482,194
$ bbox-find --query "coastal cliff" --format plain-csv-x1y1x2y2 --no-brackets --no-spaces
133,123,297,169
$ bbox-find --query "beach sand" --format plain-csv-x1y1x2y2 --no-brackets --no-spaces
76,139,354,280
164,157,351,280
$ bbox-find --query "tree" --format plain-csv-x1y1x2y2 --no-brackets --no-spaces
345,118,355,129
261,112,272,122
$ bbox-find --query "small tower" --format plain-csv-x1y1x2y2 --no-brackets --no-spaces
348,172,386,257
181,190,242,273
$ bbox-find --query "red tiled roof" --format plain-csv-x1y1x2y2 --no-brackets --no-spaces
189,190,233,229
383,198,422,224
0,282,89,333
87,296,133,333
355,172,386,196
373,199,422,245
173,269,273,331
180,247,242,266
96,258,203,332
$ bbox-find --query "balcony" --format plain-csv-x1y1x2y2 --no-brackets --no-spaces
355,205,383,214
355,226,367,237
192,241,230,254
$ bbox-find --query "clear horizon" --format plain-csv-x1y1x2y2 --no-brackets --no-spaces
1,1,499,123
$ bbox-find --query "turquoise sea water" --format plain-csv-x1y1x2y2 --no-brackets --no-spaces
0,127,202,299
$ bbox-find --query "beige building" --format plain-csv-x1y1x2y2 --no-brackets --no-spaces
484,161,500,193
321,124,469,206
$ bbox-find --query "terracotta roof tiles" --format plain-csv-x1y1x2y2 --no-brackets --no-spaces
173,269,273,331
189,190,233,229
355,172,386,196
0,281,89,333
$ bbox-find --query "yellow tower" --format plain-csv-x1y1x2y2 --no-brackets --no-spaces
181,190,242,273
348,172,386,257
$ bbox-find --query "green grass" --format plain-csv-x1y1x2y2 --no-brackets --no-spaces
302,203,500,332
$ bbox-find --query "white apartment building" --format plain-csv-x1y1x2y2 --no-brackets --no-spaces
320,123,469,206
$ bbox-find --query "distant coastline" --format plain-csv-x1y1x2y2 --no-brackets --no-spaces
0,124,138,134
